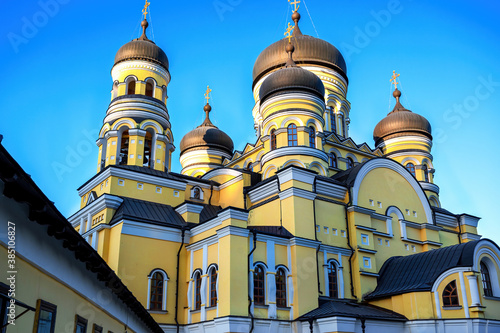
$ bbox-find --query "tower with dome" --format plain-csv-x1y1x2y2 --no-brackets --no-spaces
59,2,500,333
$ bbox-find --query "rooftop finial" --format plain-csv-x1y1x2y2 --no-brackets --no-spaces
390,70,400,91
284,22,294,43
389,71,408,113
289,0,303,36
142,0,151,20
201,86,214,126
288,0,300,13
284,23,296,67
204,85,212,105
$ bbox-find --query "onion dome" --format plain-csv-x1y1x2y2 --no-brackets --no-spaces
180,103,234,155
373,88,432,146
259,42,325,102
114,19,169,71
253,11,347,86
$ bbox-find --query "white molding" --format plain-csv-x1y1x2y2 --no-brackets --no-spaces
290,237,320,249
121,220,190,243
202,168,243,180
219,174,244,190
248,179,279,203
77,166,186,196
277,166,317,185
218,209,249,222
261,146,328,166
319,244,352,257
185,234,218,252
190,217,222,236
435,212,458,228
459,271,469,318
279,187,317,201
420,181,440,194
459,214,481,228
69,194,123,225
250,232,289,246
216,225,250,238
431,267,472,292
462,233,481,241
175,202,204,215
315,180,347,200
351,159,434,225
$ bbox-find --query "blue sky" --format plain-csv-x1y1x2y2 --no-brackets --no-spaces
1,0,499,244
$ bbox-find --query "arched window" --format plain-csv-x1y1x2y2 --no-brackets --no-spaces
112,81,118,100
309,126,316,148
330,108,336,133
406,163,416,177
247,163,253,172
209,268,217,307
119,129,129,165
481,261,493,297
442,280,459,307
328,262,339,298
287,124,298,147
270,129,277,150
346,157,354,170
253,265,265,305
194,272,202,310
329,153,337,168
144,130,154,168
148,269,168,311
423,165,429,182
276,268,287,308
127,78,136,95
145,80,154,97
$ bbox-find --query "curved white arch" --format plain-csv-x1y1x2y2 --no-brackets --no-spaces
428,195,441,208
255,151,265,162
112,119,135,130
263,121,279,136
99,123,111,138
345,153,358,162
431,267,471,293
386,206,404,220
190,169,206,178
140,120,163,133
476,251,500,296
309,161,327,176
262,164,278,179
306,119,323,131
328,147,342,158
280,116,304,128
401,157,420,165
421,158,434,169
351,159,433,224
283,159,306,169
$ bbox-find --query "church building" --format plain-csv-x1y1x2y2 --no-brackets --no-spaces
2,1,500,333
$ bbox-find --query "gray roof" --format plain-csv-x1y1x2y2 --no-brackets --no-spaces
365,241,481,300
110,197,188,228
298,298,406,321
248,226,293,239
200,204,222,223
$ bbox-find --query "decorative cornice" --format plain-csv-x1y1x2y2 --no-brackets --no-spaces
129,129,147,137
175,203,204,216
319,244,352,256
315,179,347,200
248,179,279,203
216,225,250,238
279,187,317,201
435,212,458,228
218,208,249,222
290,237,320,249
68,194,123,225
420,182,440,194
261,146,328,166
459,214,481,228
277,166,317,185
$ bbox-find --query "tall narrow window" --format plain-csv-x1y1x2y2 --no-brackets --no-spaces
127,79,136,95
309,126,316,148
287,124,298,146
328,262,339,298
92,324,103,333
253,266,265,305
34,300,57,333
442,280,459,307
149,272,164,311
330,108,336,133
144,130,153,168
210,268,218,307
339,114,345,137
406,163,416,177
346,157,354,169
195,272,202,310
145,80,154,97
270,129,277,150
119,129,129,165
423,165,429,182
74,315,87,333
329,153,337,168
481,262,493,297
276,268,287,308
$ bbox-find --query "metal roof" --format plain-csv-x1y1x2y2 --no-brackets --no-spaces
298,298,406,321
365,241,480,300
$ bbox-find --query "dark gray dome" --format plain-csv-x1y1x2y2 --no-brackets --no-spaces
259,66,325,102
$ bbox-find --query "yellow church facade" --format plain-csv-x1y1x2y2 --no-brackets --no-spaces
61,2,500,333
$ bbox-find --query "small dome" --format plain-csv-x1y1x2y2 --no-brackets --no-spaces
259,66,325,102
180,104,234,155
253,13,346,86
373,89,432,145
114,20,169,71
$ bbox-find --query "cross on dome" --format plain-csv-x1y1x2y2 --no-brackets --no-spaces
390,70,400,90
142,0,151,19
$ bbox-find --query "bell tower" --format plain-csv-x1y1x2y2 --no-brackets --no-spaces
96,6,174,174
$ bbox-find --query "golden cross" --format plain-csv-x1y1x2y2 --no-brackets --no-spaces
284,22,294,43
142,0,150,19
288,0,300,12
390,70,400,90
204,85,212,104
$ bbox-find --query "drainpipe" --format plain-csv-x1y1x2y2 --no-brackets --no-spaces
312,177,322,295
308,318,314,333
175,228,186,333
360,318,366,333
208,181,214,206
248,230,257,333
345,187,357,299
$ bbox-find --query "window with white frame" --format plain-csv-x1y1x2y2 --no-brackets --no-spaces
361,234,369,245
208,266,218,307
275,267,287,307
147,269,168,311
253,264,266,305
